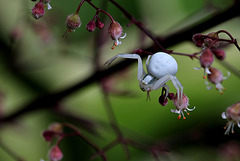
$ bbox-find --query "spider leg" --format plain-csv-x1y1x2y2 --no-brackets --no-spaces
152,75,183,103
171,76,183,104
162,84,169,99
104,54,146,81
146,55,152,70
151,75,171,90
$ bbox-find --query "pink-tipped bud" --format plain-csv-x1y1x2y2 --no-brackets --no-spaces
86,20,96,32
200,49,214,68
42,130,57,142
49,145,63,161
204,32,219,48
108,21,126,49
159,95,168,106
207,67,223,85
108,21,123,40
167,93,175,100
192,33,204,47
32,2,45,19
96,19,104,29
65,13,81,32
211,49,226,60
48,122,63,133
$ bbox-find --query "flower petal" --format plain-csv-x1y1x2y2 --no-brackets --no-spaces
193,67,201,70
221,112,227,119
47,3,52,10
187,106,196,111
206,67,211,74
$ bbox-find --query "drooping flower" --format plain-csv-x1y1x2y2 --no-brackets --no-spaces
222,102,240,135
205,67,230,94
204,32,220,48
49,145,63,161
194,48,214,79
65,13,82,32
32,1,45,19
171,93,195,119
86,20,96,32
42,123,63,142
192,33,205,47
108,21,126,49
211,49,226,61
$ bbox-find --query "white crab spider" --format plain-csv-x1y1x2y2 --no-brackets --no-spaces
104,52,183,102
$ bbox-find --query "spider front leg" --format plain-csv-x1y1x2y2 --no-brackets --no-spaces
171,76,183,104
152,75,183,103
104,54,146,81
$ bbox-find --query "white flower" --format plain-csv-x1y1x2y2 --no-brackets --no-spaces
205,67,230,94
171,93,195,119
222,102,240,135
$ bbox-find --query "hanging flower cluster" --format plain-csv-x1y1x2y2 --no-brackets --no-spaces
192,30,240,94
42,122,64,161
61,1,126,49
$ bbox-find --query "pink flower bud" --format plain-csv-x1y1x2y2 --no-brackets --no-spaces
200,49,214,68
65,13,81,32
167,93,175,100
49,145,63,161
211,49,226,60
108,21,122,40
108,21,126,49
222,102,240,135
48,122,63,133
86,20,96,32
199,49,214,79
42,130,56,142
192,33,204,47
159,95,168,106
32,2,45,19
204,32,219,48
96,19,104,29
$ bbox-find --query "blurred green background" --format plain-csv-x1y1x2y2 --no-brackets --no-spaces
0,0,240,161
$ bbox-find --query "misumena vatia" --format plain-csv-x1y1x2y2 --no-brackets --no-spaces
104,52,183,102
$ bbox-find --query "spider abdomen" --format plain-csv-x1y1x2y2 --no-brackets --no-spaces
147,52,178,79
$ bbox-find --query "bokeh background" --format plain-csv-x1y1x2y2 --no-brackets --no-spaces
0,0,240,161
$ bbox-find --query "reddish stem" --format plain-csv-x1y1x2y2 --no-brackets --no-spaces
86,0,115,22
76,0,85,14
